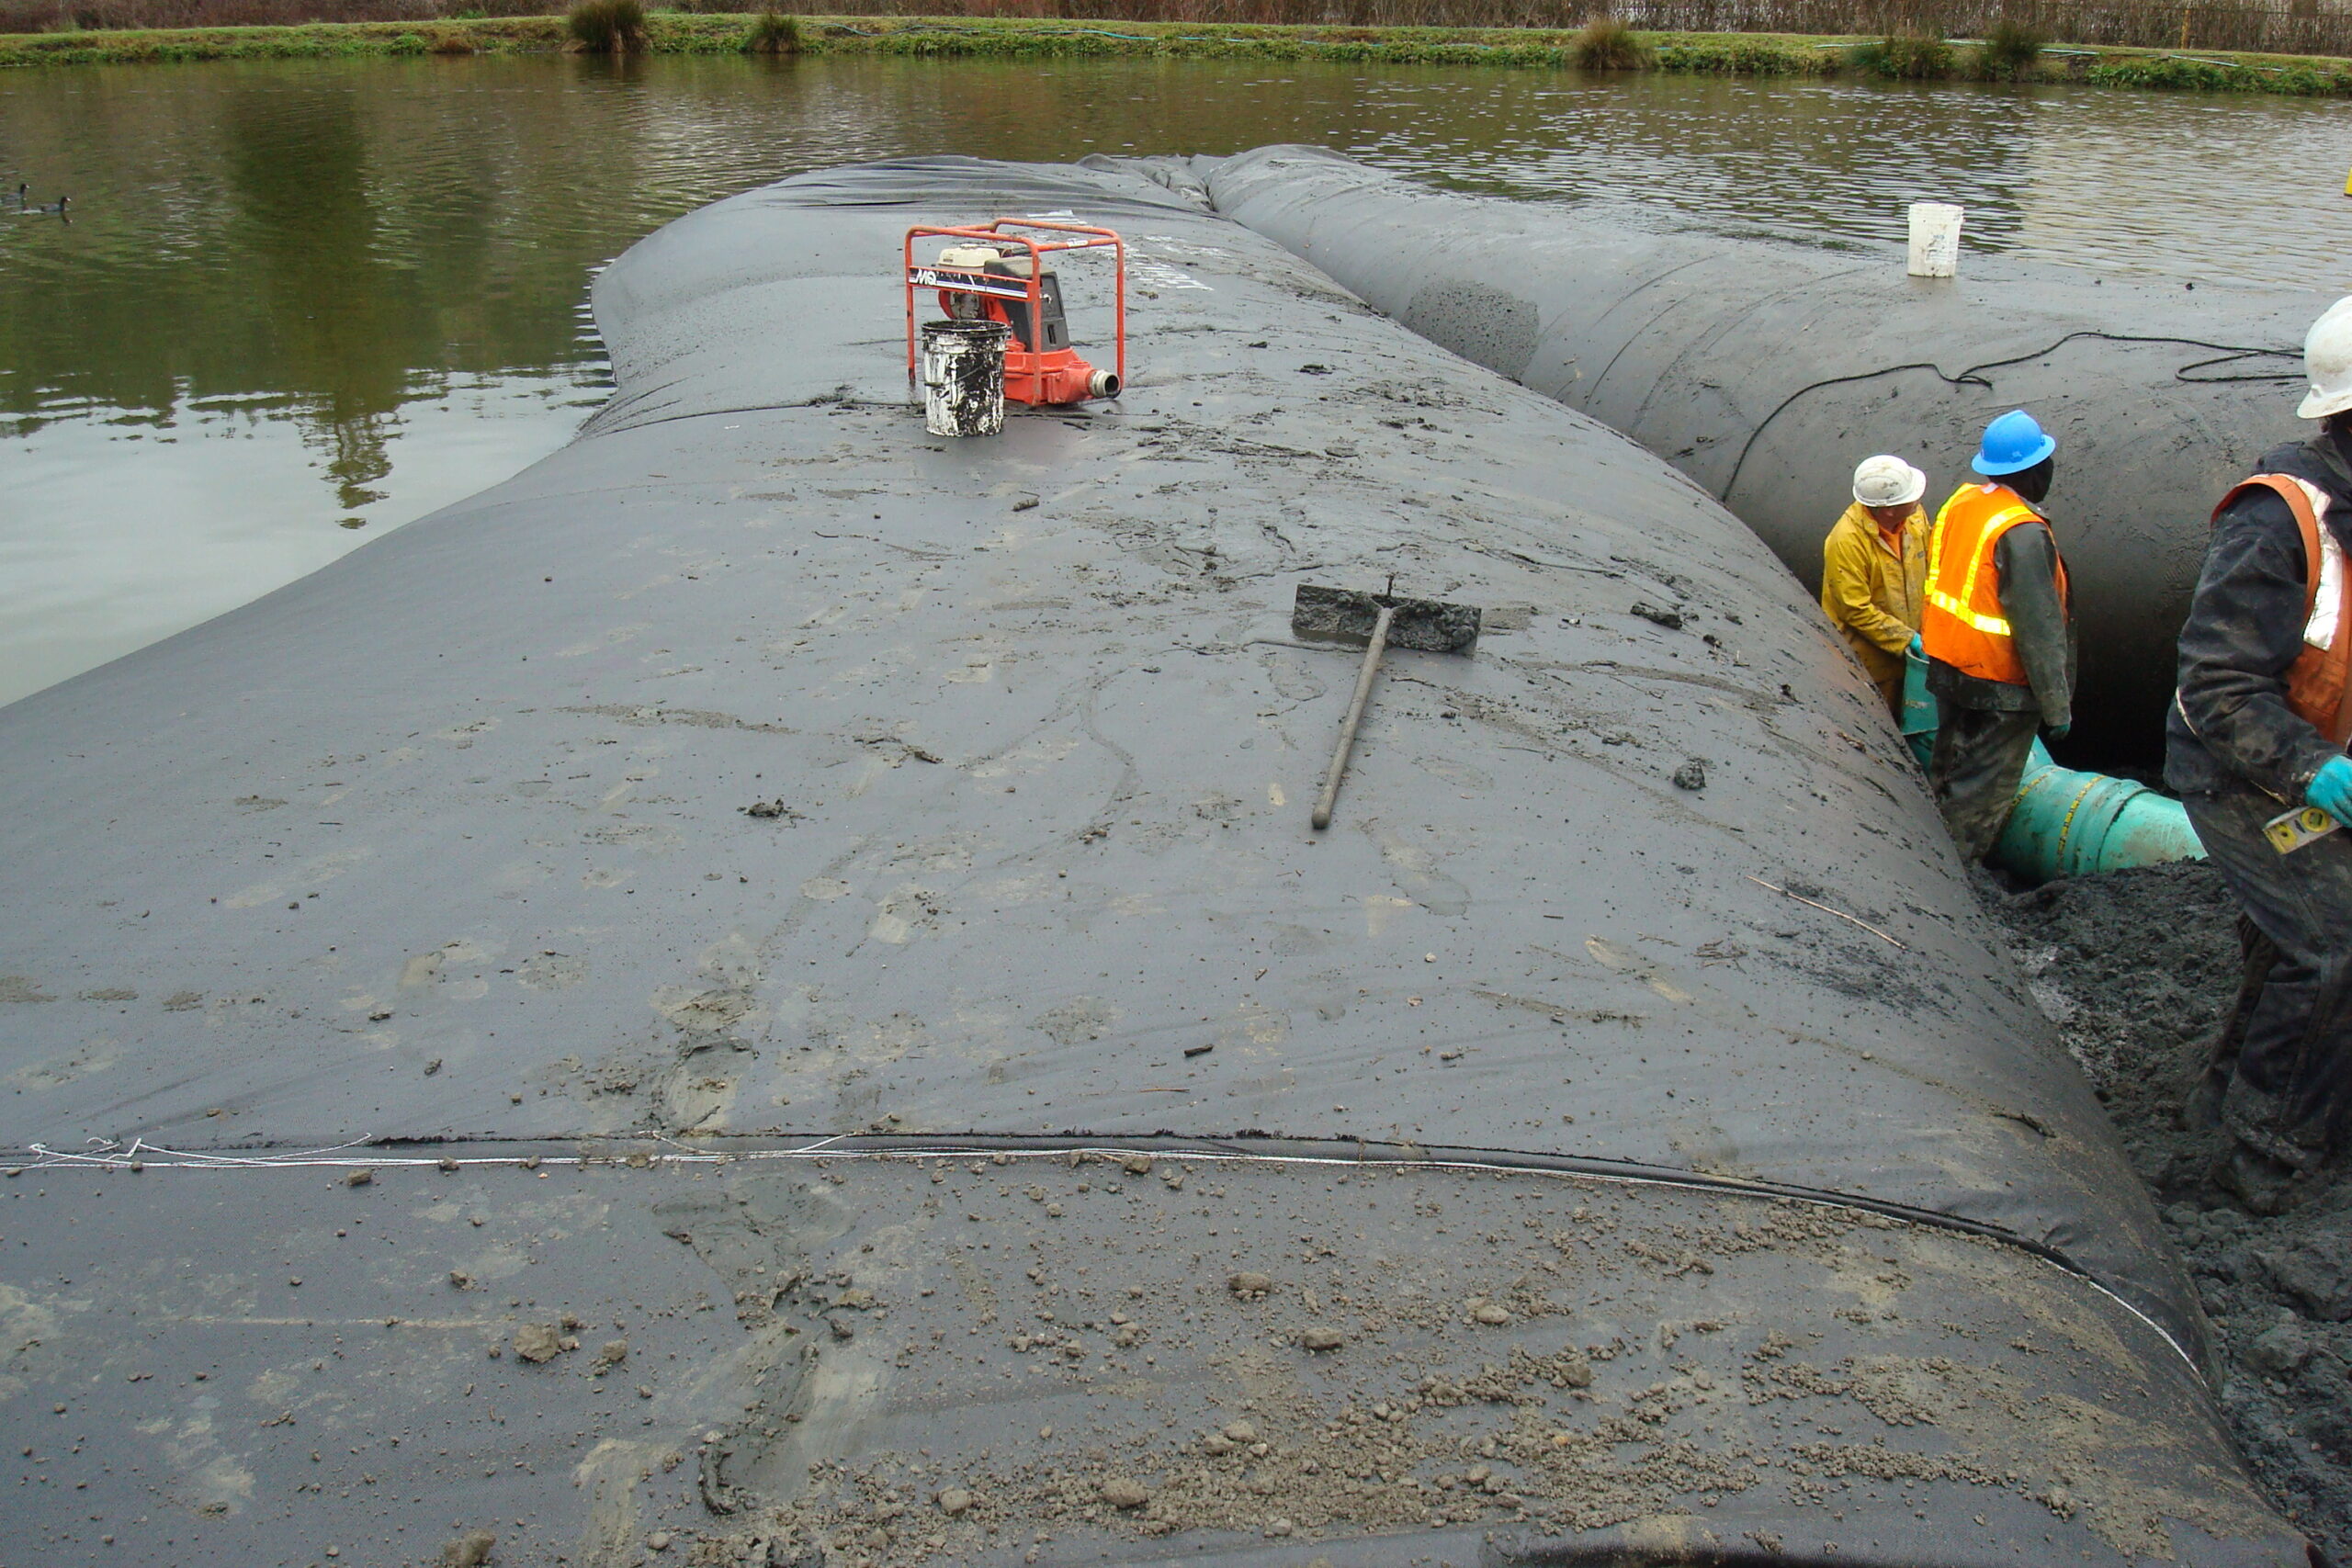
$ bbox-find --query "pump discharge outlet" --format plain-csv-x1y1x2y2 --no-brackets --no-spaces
906,220,1126,415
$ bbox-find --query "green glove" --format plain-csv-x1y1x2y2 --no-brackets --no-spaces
2309,755,2352,827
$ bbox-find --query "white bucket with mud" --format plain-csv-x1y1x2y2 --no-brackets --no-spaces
921,318,1012,436
1907,201,1965,277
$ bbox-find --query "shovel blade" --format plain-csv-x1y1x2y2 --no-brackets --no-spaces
1291,583,1480,654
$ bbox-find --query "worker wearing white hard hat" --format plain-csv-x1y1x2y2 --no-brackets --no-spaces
2167,293,2352,1213
1819,455,1929,714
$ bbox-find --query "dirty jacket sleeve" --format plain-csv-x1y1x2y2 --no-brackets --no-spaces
2174,487,2346,799
1821,516,1914,655
1993,523,2072,730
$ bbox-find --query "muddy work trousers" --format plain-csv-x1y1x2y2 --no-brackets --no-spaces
2184,779,2352,1170
1928,706,2041,863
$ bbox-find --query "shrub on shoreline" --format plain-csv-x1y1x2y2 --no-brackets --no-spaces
1973,16,2046,78
1849,29,1953,77
1572,14,1649,70
566,0,640,51
745,6,795,51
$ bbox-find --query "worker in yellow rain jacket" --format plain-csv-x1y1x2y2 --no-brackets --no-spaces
1921,410,2075,862
1820,455,1929,714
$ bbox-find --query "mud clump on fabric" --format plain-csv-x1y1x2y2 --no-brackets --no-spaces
1982,859,2352,1555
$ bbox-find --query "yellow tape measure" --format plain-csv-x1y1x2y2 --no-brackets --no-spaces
2265,804,2341,855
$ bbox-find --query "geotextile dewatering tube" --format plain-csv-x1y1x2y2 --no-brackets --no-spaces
1900,651,2208,879
0,157,2307,1566
1182,145,2335,762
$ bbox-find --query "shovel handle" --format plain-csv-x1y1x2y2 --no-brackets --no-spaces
1312,604,1395,830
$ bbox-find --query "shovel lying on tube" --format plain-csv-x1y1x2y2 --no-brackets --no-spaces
1293,581,1481,830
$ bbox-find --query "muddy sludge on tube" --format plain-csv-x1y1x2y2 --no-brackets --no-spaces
0,157,2306,1566
1179,145,2332,764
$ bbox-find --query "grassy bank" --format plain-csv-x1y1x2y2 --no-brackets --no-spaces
2,9,2346,93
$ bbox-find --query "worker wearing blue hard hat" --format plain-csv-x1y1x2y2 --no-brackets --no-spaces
1917,410,2075,862
2168,295,2352,1213
1973,409,2057,476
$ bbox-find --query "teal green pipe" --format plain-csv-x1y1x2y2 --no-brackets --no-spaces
1899,651,2205,881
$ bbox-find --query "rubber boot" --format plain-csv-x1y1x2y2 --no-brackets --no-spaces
2182,1067,2229,1133
2178,916,2277,1134
2210,1139,2307,1216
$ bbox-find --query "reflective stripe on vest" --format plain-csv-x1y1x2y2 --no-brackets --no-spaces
1925,489,2041,637
2206,472,2352,748
2278,473,2348,651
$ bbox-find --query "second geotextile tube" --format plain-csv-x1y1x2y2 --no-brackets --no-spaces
1182,145,2331,763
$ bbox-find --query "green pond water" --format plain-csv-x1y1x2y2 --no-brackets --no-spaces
3,53,2349,705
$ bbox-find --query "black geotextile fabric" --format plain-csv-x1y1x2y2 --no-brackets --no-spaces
0,1145,2307,1567
0,157,2308,1564
1189,145,2335,764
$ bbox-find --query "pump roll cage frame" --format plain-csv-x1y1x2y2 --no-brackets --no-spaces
903,220,1126,405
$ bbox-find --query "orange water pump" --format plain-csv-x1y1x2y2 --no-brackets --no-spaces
904,220,1125,406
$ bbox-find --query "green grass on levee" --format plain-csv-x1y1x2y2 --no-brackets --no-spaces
2,10,2348,96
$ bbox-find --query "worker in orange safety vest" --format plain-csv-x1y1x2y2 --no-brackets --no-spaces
1920,410,2075,863
2169,294,2352,1213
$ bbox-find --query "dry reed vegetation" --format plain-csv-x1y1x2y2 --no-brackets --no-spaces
3,0,2350,52
0,0,549,28
1,2,2347,85
734,0,2352,55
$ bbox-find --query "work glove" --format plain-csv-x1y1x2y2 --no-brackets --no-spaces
2308,755,2352,827
1906,634,1924,659
2045,719,2071,740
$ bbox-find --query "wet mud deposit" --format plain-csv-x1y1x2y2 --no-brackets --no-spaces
1986,861,2352,1560
0,1144,2296,1566
0,157,2312,1564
